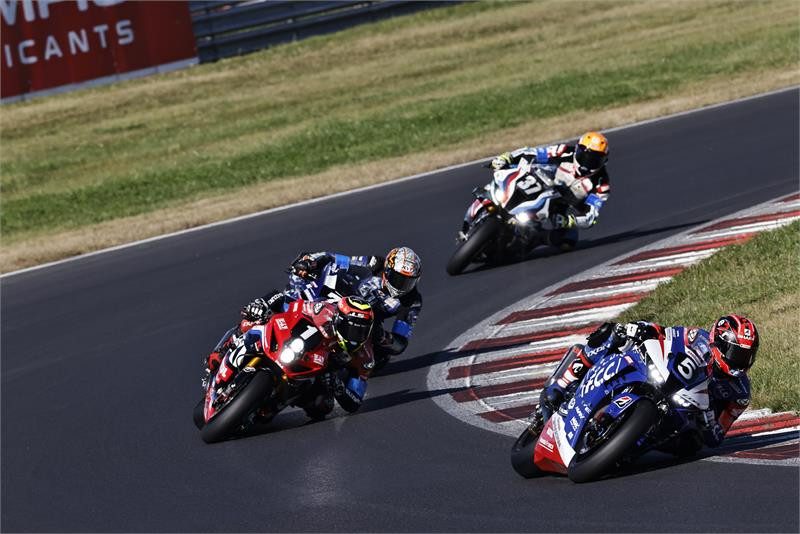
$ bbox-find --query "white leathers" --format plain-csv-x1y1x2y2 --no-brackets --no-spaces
554,162,595,202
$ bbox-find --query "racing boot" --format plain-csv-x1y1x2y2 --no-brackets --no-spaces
544,228,579,252
300,374,335,421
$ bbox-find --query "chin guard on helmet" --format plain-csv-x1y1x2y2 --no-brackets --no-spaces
333,296,374,352
574,131,608,176
382,247,421,297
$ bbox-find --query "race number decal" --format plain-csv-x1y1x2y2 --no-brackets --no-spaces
516,176,543,195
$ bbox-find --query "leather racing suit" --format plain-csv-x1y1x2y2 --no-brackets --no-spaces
537,321,750,455
486,143,611,250
210,300,374,415
267,251,423,367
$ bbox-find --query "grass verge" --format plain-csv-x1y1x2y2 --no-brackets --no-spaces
617,221,800,412
1,0,798,271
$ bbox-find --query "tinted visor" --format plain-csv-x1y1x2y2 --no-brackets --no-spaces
575,145,606,173
386,269,418,295
718,340,755,372
335,315,372,347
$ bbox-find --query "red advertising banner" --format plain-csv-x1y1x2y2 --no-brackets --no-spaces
1,0,197,101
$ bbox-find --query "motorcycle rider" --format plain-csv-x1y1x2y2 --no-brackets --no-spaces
533,315,758,455
216,296,376,417
240,247,423,368
488,131,611,250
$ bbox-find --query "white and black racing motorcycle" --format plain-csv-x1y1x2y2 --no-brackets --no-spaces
446,158,568,275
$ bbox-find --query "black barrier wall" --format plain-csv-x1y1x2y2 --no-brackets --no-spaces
190,1,452,63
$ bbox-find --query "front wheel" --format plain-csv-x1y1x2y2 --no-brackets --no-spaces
510,421,547,478
567,399,658,483
192,399,205,429
446,217,502,275
200,371,274,443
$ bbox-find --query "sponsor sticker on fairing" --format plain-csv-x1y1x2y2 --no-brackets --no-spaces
276,318,288,330
687,328,698,343
312,354,325,365
538,436,555,452
570,417,580,431
313,302,324,314
613,395,633,409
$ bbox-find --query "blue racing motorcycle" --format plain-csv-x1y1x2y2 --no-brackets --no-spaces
511,328,711,482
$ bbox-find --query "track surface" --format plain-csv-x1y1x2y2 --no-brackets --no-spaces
2,89,799,532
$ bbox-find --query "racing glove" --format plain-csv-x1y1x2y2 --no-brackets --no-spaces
367,255,385,275
241,298,269,321
613,322,660,344
552,213,576,229
491,152,512,170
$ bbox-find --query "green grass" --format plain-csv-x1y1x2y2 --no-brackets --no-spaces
1,0,798,242
618,221,800,412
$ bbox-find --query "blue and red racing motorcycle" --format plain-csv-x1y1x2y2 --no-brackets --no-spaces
511,328,711,482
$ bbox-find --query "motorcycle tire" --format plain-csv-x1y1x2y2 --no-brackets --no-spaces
446,217,502,275
200,371,273,444
193,399,205,429
510,423,547,478
567,399,658,483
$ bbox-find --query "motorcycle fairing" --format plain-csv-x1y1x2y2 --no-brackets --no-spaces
491,165,527,208
562,349,648,450
533,418,569,474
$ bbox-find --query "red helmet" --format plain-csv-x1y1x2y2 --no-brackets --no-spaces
709,315,759,377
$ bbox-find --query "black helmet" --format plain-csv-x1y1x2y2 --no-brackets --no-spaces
333,296,374,352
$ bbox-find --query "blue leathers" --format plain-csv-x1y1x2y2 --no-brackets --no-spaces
538,321,751,454
251,251,422,370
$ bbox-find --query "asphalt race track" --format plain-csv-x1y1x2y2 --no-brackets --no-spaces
2,89,799,532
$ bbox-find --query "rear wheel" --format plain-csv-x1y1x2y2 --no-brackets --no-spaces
567,399,658,483
200,371,274,443
446,217,502,275
510,421,547,478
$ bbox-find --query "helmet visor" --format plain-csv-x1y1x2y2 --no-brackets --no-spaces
385,269,418,295
336,316,372,347
575,145,606,173
717,340,755,373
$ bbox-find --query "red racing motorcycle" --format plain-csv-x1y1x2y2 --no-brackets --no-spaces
193,300,338,443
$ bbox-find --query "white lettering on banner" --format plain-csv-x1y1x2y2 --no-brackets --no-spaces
116,19,132,45
43,35,62,60
18,39,35,64
68,29,88,54
0,0,126,25
2,20,134,68
37,0,66,19
93,24,108,48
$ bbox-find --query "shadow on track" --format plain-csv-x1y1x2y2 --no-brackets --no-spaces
457,219,708,275
377,348,462,377
360,386,462,414
575,430,800,483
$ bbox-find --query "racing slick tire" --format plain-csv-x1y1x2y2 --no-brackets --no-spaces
567,399,658,483
510,422,547,478
446,217,502,275
193,399,205,429
200,371,273,444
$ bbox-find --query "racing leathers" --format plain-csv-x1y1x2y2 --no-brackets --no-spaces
491,143,610,245
209,300,374,415
536,321,750,455
266,251,423,366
